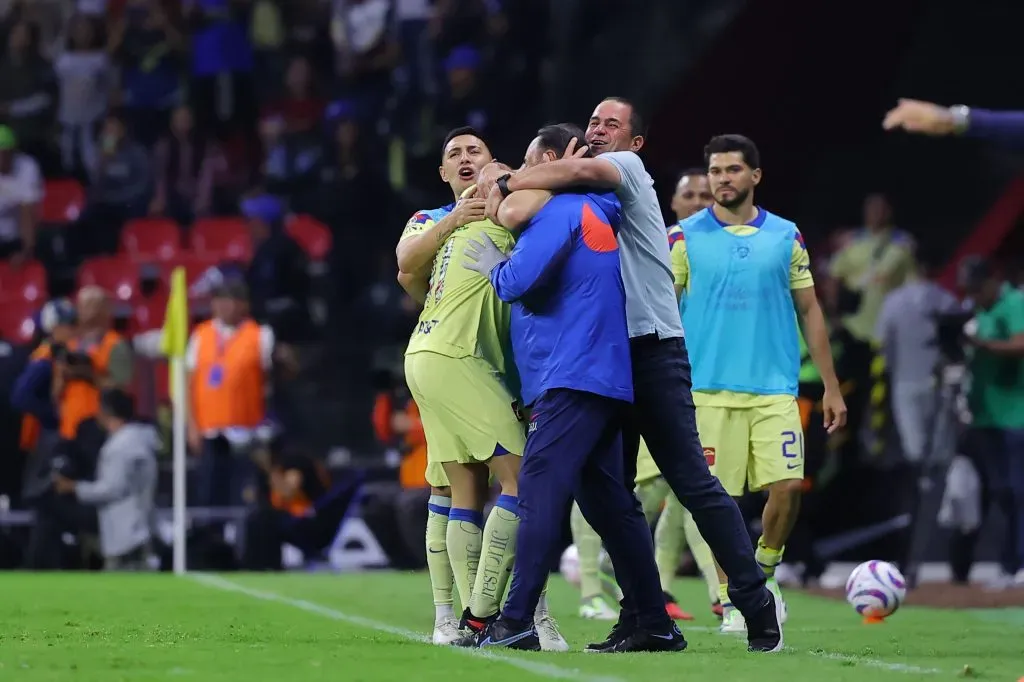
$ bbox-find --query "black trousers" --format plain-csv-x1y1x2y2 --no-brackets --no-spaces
621,335,768,617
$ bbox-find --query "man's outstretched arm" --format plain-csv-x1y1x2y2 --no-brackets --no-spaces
504,157,622,194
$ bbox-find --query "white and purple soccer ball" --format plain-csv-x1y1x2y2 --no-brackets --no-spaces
559,544,581,587
845,560,907,619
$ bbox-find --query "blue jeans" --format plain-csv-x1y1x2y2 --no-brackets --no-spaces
195,436,255,508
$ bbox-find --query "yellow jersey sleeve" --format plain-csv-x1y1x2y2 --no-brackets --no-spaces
668,226,689,291
399,211,435,244
790,230,814,290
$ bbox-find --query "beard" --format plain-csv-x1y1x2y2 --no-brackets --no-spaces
715,186,750,209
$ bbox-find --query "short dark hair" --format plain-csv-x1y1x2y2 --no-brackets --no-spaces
100,388,135,422
676,167,707,183
535,123,593,159
441,126,489,159
601,97,648,138
704,134,761,170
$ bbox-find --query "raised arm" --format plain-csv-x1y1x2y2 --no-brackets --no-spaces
496,190,552,230
397,270,428,306
396,199,484,274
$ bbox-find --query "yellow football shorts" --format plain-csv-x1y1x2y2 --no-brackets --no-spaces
697,398,804,497
404,351,526,488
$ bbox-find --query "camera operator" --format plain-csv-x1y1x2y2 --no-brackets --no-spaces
875,247,961,464
53,388,157,570
56,287,134,446
952,257,1024,588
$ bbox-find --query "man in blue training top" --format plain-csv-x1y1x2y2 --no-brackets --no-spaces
459,123,685,653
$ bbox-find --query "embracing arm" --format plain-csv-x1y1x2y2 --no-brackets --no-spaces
396,212,461,274
397,270,429,306
496,190,553,230
489,220,574,302
505,158,622,193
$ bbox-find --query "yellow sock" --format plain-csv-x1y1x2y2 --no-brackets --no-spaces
681,507,719,605
654,496,688,594
469,495,519,618
447,508,484,610
718,583,730,607
571,503,604,599
426,495,454,619
755,536,784,579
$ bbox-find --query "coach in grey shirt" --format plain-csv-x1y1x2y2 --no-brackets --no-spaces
55,388,158,570
481,98,781,653
876,251,961,462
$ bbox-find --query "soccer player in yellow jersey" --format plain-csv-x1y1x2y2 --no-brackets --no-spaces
674,135,846,634
395,127,566,650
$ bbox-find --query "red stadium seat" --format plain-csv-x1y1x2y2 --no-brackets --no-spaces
0,299,39,343
0,260,47,302
77,255,140,301
161,255,222,296
129,294,169,334
286,214,333,261
191,217,252,262
40,179,86,224
121,217,182,261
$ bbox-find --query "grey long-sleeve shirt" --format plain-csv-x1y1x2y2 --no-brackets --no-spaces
76,422,158,559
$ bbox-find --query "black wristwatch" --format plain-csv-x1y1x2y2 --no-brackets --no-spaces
496,173,513,198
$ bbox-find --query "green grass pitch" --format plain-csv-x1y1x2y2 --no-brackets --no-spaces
1,571,1021,681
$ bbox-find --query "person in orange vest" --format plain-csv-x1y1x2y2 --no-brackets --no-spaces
187,278,277,508
12,299,78,504
54,286,134,444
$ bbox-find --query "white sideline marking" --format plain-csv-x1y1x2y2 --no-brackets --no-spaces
189,574,624,682
190,575,942,678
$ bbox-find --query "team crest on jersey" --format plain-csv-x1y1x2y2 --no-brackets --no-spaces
703,447,716,465
733,244,750,259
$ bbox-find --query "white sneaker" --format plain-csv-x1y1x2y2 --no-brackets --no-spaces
579,595,618,620
432,616,462,645
534,613,570,651
719,605,747,634
983,572,1017,591
766,578,789,624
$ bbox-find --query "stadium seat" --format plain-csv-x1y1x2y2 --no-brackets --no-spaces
129,294,169,334
191,217,252,262
0,260,47,302
161,255,222,296
40,179,86,224
121,217,182,261
0,299,38,343
77,255,140,301
287,214,333,261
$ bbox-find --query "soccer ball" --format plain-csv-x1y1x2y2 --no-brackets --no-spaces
845,560,907,619
560,544,581,586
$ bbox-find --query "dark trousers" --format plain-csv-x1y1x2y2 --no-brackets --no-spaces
622,335,768,616
951,427,1024,577
503,389,669,629
195,436,255,508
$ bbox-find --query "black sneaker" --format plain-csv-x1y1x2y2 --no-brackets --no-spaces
585,611,635,652
605,622,687,653
476,618,541,651
746,591,784,653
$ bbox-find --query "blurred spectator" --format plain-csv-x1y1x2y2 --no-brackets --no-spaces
0,19,57,169
330,0,399,128
0,124,42,263
150,105,227,225
262,55,326,135
186,277,274,507
55,14,111,177
281,0,332,74
262,115,324,204
430,0,506,55
239,194,311,343
109,0,185,148
77,110,152,256
955,257,1024,588
54,387,158,571
435,45,491,136
392,0,436,149
186,0,257,140
875,246,960,464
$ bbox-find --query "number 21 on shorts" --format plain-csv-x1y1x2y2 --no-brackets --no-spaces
781,430,803,470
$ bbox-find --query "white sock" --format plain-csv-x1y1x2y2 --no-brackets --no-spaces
434,603,454,622
536,593,549,617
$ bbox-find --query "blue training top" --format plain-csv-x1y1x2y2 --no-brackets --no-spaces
488,191,632,406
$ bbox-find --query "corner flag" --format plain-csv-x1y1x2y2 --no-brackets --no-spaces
160,266,189,575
